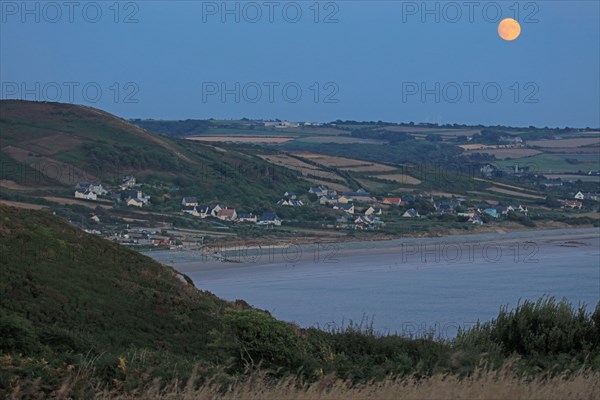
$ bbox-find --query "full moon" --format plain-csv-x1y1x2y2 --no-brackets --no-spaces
498,18,521,41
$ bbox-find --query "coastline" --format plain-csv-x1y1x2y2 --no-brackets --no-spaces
149,225,600,274
198,221,599,253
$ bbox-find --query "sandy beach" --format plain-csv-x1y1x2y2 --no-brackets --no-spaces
149,227,600,274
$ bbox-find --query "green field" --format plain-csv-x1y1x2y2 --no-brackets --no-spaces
494,153,600,173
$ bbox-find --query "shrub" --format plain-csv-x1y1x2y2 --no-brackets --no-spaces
0,312,38,354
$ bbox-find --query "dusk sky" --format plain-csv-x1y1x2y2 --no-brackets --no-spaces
1,1,599,127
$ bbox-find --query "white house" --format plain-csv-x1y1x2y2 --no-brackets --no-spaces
334,203,355,214
259,212,282,226
127,198,144,207
182,197,199,207
75,190,97,201
237,213,258,223
364,206,382,216
574,191,585,200
319,195,339,206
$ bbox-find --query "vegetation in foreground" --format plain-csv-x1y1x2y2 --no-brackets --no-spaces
1,204,599,399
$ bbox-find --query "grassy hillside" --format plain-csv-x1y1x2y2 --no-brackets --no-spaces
1,204,599,398
0,100,304,208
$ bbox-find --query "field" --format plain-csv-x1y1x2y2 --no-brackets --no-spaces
528,137,600,148
494,153,600,173
544,174,600,183
486,187,546,199
466,148,542,159
370,173,422,185
295,153,396,172
258,154,344,181
188,136,294,143
296,136,384,144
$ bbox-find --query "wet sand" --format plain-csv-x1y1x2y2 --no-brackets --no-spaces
149,227,600,274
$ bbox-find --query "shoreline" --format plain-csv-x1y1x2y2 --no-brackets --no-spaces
197,222,599,253
149,226,600,274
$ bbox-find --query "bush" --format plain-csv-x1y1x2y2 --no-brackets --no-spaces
221,309,307,372
457,298,599,360
0,312,38,354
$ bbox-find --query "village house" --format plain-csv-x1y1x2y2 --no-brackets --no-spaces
120,176,136,190
309,185,336,197
561,200,583,210
502,205,529,215
208,204,223,217
182,205,201,217
75,182,107,195
237,213,258,223
259,212,282,226
482,208,499,218
469,215,484,225
338,195,353,204
127,197,144,208
382,197,403,206
284,191,297,200
182,197,199,207
458,209,477,218
541,180,563,187
277,198,305,207
217,208,237,221
194,205,212,218
343,188,374,203
120,190,150,206
334,203,355,214
354,215,384,230
264,121,300,129
402,208,419,218
75,190,97,201
364,206,382,216
480,164,495,178
574,191,585,200
434,200,460,214
319,194,339,206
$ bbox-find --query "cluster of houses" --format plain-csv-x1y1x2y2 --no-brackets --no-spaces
74,182,107,200
74,176,151,208
558,192,599,210
277,192,305,207
181,197,281,226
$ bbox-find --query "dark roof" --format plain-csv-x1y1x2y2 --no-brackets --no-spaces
237,213,256,219
261,212,280,221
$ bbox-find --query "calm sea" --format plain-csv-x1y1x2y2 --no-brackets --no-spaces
149,228,600,338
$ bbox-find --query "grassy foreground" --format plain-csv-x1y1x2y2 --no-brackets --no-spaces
11,367,600,400
1,204,599,399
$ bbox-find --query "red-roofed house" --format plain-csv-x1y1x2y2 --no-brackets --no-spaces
382,197,403,206
217,208,237,221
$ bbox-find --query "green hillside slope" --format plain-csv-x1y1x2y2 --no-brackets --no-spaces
0,100,303,208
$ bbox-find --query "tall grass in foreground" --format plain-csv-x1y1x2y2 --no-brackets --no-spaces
87,367,600,400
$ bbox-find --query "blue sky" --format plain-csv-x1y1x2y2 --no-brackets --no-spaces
1,1,599,127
